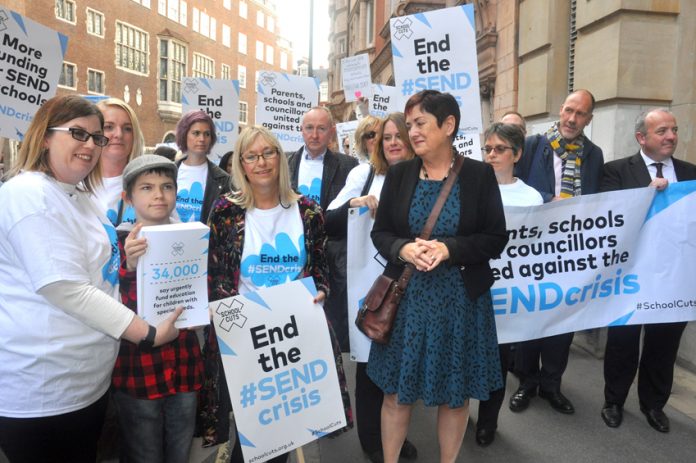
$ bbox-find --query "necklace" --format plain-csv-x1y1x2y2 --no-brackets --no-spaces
421,154,456,180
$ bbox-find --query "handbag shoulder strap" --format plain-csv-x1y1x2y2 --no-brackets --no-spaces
360,164,376,196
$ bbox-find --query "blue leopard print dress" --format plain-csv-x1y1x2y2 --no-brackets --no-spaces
367,179,503,407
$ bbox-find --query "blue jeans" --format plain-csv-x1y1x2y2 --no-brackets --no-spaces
112,390,197,463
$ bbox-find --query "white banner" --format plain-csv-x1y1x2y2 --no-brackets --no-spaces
136,222,210,328
346,207,386,362
335,120,359,158
0,8,66,140
181,78,240,163
211,278,346,463
390,5,482,135
341,53,372,103
256,71,318,152
369,84,399,118
493,182,696,343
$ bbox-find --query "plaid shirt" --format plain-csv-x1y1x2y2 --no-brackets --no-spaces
111,232,204,399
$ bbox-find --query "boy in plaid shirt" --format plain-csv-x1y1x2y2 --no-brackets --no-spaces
111,155,204,463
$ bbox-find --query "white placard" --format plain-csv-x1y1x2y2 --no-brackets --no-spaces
341,53,372,103
181,78,240,163
453,132,482,161
390,5,482,135
136,222,210,328
335,120,359,158
256,71,319,152
0,8,67,141
211,278,347,463
369,84,399,118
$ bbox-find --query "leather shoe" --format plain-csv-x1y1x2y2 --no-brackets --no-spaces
509,387,536,412
475,427,496,447
400,439,418,460
601,403,623,427
640,406,670,433
538,389,575,414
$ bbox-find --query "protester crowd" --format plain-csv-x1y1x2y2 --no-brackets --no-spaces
0,85,693,463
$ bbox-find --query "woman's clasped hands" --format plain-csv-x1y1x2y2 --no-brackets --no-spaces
400,237,450,272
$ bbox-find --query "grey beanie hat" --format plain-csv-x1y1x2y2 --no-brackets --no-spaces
122,154,178,190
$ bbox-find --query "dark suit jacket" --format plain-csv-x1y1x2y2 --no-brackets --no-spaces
601,152,696,191
371,156,508,300
287,147,359,211
515,133,604,202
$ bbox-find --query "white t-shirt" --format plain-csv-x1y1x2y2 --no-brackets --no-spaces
499,178,544,207
92,175,136,226
176,162,208,223
297,148,324,205
0,172,121,417
327,163,385,211
239,202,306,294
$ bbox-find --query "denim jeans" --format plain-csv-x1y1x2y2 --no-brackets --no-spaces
112,390,197,463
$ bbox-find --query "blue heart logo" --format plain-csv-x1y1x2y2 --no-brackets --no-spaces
176,182,205,222
298,178,322,204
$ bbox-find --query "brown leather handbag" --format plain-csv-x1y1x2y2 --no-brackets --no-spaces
355,155,464,344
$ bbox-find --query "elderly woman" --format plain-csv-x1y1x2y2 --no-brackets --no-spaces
0,95,181,463
475,122,543,447
174,110,230,223
198,126,352,462
92,98,144,226
353,115,382,163
326,112,418,462
368,90,508,463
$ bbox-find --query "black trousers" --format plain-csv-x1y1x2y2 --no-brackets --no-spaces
514,332,574,393
0,392,108,463
604,322,687,410
355,362,383,454
477,344,511,430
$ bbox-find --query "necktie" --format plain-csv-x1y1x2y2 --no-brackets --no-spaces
652,162,664,179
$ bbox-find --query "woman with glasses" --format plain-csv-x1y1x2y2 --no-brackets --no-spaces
92,98,144,227
474,122,542,447
174,110,230,223
353,115,382,163
198,126,353,462
0,95,182,463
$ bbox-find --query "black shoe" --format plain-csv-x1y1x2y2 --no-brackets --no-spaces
601,403,623,428
640,406,670,433
509,387,536,412
475,427,496,447
538,390,575,414
400,439,418,460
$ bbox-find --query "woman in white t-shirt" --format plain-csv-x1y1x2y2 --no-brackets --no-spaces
199,126,353,462
475,122,543,447
93,98,144,226
0,95,182,463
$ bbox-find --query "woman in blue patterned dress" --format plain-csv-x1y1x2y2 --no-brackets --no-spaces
368,90,508,463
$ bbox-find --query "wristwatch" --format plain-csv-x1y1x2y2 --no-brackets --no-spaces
138,325,157,349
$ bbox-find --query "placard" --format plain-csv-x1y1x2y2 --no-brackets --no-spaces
0,8,67,140
341,53,372,103
336,120,359,158
211,278,347,463
136,222,210,328
369,84,399,118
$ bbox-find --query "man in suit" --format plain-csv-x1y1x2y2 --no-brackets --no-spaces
600,108,696,432
288,106,358,352
511,89,604,415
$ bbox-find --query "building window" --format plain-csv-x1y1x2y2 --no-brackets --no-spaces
239,101,248,124
265,45,274,65
267,16,275,33
280,51,288,71
210,17,217,41
221,64,231,80
192,7,199,32
132,0,152,7
238,33,247,54
159,38,186,103
256,40,264,61
158,0,166,14
115,22,149,74
59,62,76,89
366,0,374,46
192,53,215,79
338,38,346,54
238,65,247,88
87,69,105,94
222,24,231,47
239,1,247,19
224,0,231,10
200,12,210,37
55,0,76,24
180,1,187,25
86,8,104,37
256,10,264,27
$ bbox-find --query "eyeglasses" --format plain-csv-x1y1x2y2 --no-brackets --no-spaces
48,127,110,147
482,145,514,154
241,149,278,164
363,131,377,140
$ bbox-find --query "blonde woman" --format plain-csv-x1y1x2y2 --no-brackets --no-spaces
353,115,383,163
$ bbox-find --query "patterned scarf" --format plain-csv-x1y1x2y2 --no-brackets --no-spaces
546,122,584,198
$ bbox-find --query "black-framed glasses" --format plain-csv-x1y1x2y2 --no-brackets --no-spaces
482,145,514,154
241,149,278,164
363,131,377,140
48,127,109,147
